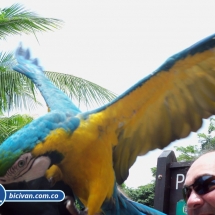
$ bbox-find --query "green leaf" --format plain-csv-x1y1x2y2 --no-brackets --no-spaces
0,51,39,111
0,3,63,39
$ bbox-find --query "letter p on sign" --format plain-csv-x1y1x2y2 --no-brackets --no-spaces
176,174,185,189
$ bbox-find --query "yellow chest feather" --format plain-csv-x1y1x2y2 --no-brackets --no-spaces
32,116,116,205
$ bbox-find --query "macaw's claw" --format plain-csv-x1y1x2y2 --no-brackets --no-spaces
47,177,56,187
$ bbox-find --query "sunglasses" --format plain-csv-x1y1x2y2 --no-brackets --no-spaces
183,175,215,202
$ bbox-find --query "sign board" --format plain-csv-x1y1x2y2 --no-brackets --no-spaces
153,150,192,215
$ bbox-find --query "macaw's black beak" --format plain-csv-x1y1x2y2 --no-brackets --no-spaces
0,176,73,215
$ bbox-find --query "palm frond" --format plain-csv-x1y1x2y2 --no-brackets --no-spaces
0,3,63,39
0,51,15,69
45,71,117,108
0,70,41,111
0,113,33,143
0,51,40,111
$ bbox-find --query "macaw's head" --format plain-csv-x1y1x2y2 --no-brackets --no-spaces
0,111,77,185
0,151,50,185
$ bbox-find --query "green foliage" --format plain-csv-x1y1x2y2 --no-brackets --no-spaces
0,4,63,39
120,167,157,207
198,118,215,151
150,167,157,178
0,54,38,111
0,113,33,143
174,145,200,162
173,118,215,162
121,183,155,207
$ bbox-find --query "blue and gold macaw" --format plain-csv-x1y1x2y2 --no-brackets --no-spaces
1,33,215,215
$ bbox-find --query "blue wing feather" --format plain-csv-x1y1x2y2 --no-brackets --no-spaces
13,45,81,115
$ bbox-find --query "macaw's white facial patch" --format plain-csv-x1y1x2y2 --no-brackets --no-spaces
0,153,51,184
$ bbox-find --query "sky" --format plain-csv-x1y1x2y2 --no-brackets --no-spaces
1,0,215,188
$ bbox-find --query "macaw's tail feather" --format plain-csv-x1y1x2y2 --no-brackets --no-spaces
101,185,166,215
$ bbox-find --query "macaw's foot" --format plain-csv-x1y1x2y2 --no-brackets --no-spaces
65,196,80,215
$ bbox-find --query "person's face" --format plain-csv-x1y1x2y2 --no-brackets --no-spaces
184,152,215,215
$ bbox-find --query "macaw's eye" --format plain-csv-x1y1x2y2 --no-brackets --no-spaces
18,160,25,168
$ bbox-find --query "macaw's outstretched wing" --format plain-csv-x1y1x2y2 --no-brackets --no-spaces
81,34,215,184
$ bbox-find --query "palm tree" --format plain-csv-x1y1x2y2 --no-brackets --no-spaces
0,4,116,112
